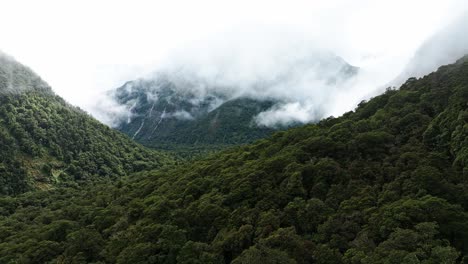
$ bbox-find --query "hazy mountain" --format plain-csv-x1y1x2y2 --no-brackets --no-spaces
110,53,358,151
0,53,172,195
112,78,277,152
393,13,468,85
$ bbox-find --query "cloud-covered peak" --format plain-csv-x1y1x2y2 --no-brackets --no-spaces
98,41,359,128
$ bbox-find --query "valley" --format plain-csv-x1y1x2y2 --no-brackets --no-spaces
0,53,466,263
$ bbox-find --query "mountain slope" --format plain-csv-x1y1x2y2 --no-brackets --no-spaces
110,53,358,152
112,78,280,152
0,55,466,263
0,54,172,195
114,80,277,150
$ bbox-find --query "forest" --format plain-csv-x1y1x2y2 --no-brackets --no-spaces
0,54,172,195
0,91,172,195
0,53,466,263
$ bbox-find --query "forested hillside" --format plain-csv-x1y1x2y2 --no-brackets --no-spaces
114,80,277,154
0,55,172,195
0,55,466,263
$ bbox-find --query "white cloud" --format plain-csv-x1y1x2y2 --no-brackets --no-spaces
0,0,467,126
255,102,320,127
167,111,194,120
393,13,468,86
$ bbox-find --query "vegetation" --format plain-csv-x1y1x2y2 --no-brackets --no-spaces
0,53,50,94
114,80,279,153
0,54,467,263
0,55,172,195
115,53,360,154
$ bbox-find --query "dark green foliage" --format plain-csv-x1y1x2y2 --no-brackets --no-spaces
0,57,172,195
0,56,468,263
0,91,172,195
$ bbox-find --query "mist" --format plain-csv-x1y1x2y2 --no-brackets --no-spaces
92,28,412,127
393,12,468,86
93,32,354,126
91,6,468,128
2,1,466,127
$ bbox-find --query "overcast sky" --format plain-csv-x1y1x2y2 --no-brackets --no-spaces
1,0,467,114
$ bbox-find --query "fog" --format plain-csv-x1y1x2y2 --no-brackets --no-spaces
97,11,468,127
136,32,364,127
393,12,468,86
1,0,468,127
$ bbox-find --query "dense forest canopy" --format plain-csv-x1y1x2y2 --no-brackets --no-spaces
0,54,466,263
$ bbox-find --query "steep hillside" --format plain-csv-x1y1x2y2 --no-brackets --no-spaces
114,80,277,151
0,55,466,263
110,54,358,152
0,54,172,195
112,78,280,152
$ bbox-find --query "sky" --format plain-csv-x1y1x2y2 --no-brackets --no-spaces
1,0,467,122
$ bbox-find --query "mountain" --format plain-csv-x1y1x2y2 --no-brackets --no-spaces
0,54,172,195
113,78,277,152
109,53,358,152
0,55,466,263
393,13,468,86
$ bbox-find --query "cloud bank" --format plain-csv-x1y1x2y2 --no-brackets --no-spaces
95,29,364,127
95,9,468,128
393,12,468,86
2,0,467,125
96,28,402,127
84,2,468,128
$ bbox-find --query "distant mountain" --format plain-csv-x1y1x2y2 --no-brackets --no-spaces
0,53,172,195
110,53,358,152
394,13,468,85
113,79,277,152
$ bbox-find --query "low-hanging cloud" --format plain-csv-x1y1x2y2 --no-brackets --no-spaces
393,12,468,86
255,102,320,127
94,10,468,128
3,0,467,124
97,29,370,127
